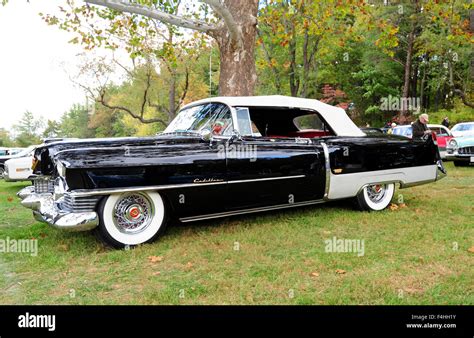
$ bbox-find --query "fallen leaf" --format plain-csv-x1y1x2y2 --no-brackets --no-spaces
152,271,161,276
58,244,69,252
186,262,193,268
467,246,474,253
40,233,47,238
7,197,13,202
148,256,164,263
389,203,399,211
399,203,407,208
310,272,319,277
335,269,346,275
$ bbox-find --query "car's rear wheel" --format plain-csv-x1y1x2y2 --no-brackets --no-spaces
0,166,4,178
355,183,395,211
96,191,168,248
454,161,468,167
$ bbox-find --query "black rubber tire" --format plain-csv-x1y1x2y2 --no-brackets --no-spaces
453,161,468,167
95,192,169,249
0,166,4,179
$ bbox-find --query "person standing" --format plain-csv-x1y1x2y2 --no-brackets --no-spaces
441,117,450,128
387,122,397,134
412,114,431,139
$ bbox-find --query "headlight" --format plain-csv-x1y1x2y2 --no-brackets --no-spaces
448,139,458,149
56,161,66,178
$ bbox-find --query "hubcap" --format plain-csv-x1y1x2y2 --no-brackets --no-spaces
113,193,154,234
366,184,387,203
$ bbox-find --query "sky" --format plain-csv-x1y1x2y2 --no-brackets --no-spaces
0,1,103,131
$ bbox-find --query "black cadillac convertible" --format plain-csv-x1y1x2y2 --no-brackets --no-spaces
18,96,446,248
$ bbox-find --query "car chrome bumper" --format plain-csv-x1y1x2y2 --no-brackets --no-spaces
445,153,472,162
17,187,99,231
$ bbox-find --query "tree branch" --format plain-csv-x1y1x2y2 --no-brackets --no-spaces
84,0,217,33
176,66,190,112
98,89,168,125
201,0,242,47
454,89,474,108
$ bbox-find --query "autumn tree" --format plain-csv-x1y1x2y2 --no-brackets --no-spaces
257,0,398,98
56,0,259,97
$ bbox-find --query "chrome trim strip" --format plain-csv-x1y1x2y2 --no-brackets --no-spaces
228,175,306,184
69,175,308,197
70,182,227,197
320,142,331,200
179,199,326,223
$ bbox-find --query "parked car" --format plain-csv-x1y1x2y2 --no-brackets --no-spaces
0,147,31,178
450,122,474,138
446,136,474,166
0,147,24,156
3,146,38,182
18,96,446,248
392,124,453,159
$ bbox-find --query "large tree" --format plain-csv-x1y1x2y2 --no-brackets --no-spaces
83,0,259,96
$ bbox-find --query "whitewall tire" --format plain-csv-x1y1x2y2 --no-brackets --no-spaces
355,183,395,211
96,191,168,248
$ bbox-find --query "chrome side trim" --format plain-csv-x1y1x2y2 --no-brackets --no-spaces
320,142,331,200
327,164,438,200
179,199,326,223
228,175,306,184
68,175,307,198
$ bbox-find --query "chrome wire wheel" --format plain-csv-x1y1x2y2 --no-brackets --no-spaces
356,182,395,211
365,184,387,204
113,193,155,234
97,191,167,248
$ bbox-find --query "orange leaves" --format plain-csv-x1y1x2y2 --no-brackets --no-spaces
335,269,346,275
148,256,164,263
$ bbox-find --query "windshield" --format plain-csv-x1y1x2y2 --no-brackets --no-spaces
452,123,474,132
393,126,412,137
12,146,35,158
164,103,233,136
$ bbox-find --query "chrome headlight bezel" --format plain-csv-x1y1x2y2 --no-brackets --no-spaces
448,139,458,149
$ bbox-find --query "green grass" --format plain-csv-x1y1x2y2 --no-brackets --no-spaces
0,162,472,305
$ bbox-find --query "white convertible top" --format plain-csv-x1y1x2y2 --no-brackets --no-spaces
183,95,365,137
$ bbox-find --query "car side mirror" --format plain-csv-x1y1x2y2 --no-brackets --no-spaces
200,129,213,142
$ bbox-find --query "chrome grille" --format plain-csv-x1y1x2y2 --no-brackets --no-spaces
34,179,54,194
459,146,474,155
62,194,101,213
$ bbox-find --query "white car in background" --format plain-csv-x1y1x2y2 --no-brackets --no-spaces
2,146,37,182
451,122,474,138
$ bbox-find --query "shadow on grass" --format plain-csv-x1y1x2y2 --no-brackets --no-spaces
166,198,356,236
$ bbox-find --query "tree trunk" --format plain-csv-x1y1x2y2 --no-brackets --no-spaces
214,0,259,96
168,74,176,123
401,28,415,117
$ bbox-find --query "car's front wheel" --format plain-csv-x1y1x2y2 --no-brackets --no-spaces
355,183,395,211
96,191,168,248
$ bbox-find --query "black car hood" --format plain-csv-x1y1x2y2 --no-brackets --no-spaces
34,134,204,175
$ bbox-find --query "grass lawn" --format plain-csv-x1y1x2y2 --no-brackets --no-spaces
0,161,472,305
